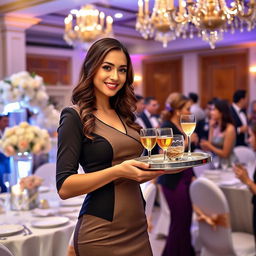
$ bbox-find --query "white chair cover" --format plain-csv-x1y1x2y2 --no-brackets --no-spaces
190,177,255,256
141,182,157,218
153,185,170,237
0,244,14,256
34,162,56,187
234,146,255,165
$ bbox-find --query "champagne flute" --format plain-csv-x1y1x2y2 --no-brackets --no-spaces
140,128,157,162
156,128,173,162
180,114,196,158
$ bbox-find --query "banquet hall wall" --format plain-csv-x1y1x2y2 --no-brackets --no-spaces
1,43,256,110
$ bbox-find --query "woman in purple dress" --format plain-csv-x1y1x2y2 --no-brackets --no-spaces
158,92,198,256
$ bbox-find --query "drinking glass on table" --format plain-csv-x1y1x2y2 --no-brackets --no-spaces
156,128,173,162
180,114,196,158
167,134,185,161
2,173,11,210
140,128,157,162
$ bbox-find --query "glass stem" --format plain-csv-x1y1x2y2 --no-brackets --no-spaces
188,135,191,156
148,150,151,162
163,150,167,162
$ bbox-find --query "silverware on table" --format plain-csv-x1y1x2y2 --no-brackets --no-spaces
22,225,33,235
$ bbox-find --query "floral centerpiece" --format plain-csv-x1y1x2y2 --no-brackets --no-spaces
0,71,60,133
0,71,49,111
0,121,51,156
19,175,43,191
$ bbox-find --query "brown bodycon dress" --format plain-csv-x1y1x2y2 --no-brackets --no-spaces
56,108,152,256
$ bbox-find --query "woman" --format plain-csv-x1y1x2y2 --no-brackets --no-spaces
56,38,164,255
200,99,237,168
158,92,197,256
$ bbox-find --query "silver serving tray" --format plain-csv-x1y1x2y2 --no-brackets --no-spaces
135,152,212,171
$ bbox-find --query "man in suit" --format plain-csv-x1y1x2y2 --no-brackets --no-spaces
138,96,160,155
230,90,249,146
139,96,160,129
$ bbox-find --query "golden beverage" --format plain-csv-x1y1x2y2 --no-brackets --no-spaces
167,146,184,160
157,137,173,150
181,122,196,136
140,136,157,150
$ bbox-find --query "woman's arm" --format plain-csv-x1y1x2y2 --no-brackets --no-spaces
58,160,164,199
233,165,256,195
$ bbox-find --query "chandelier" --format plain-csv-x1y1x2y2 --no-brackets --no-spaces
64,5,113,48
136,0,256,49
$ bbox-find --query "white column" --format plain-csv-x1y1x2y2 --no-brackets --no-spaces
0,15,40,79
248,46,256,103
182,53,199,99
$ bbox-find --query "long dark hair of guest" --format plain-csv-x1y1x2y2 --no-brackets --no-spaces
214,99,234,132
72,38,140,139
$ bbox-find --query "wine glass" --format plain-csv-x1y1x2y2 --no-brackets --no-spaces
140,128,157,162
3,173,11,211
156,128,173,162
180,114,196,158
3,173,11,193
167,134,185,161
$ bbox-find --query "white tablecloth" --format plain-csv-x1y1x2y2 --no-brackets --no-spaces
0,190,83,256
200,169,253,234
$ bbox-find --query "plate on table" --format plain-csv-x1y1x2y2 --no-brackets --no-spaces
0,224,24,236
60,197,84,207
135,152,212,172
38,186,50,193
31,216,69,228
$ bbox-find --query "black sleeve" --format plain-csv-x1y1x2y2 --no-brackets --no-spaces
56,107,84,191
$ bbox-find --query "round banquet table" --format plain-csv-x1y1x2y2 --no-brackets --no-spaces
0,189,83,256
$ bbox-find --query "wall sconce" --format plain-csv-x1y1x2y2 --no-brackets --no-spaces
134,74,142,85
249,66,256,73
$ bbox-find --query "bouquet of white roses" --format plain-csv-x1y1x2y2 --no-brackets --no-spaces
0,122,51,156
19,175,43,191
0,71,49,110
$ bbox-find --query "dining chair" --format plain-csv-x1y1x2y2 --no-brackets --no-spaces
141,182,157,218
190,177,255,256
0,244,15,256
34,162,56,187
153,184,170,237
234,146,256,165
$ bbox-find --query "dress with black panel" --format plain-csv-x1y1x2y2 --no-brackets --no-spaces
56,107,152,256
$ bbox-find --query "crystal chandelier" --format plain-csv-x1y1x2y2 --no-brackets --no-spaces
136,0,256,49
64,5,113,48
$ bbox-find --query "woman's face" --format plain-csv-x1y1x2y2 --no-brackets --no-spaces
180,101,192,115
93,50,127,99
211,106,221,121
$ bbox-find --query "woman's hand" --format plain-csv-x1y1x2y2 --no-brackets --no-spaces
200,139,211,151
117,160,165,183
191,133,199,144
233,164,250,185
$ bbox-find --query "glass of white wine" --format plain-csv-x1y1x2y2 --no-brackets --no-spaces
180,114,196,157
140,128,157,163
156,128,173,162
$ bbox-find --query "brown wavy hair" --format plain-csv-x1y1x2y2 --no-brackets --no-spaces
161,92,189,121
72,38,140,139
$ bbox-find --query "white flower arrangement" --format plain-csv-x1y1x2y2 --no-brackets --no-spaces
0,122,51,156
0,71,61,133
0,71,49,110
